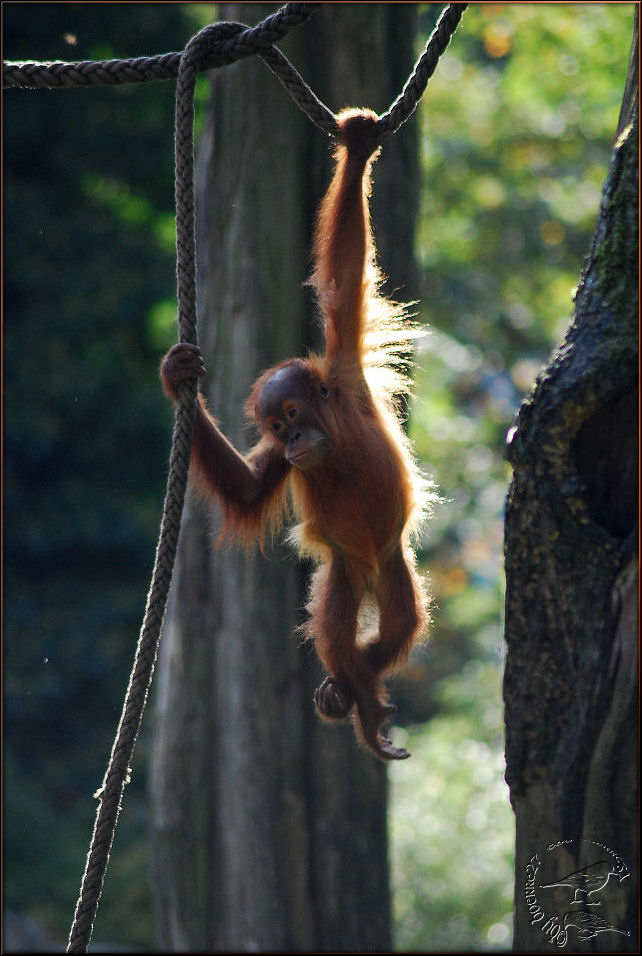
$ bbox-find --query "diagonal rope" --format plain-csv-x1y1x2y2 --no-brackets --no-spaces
38,1,471,946
4,3,467,140
66,8,319,953
4,1,470,949
377,3,468,138
42,0,470,946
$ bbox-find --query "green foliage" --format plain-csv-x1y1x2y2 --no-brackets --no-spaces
390,3,632,950
3,3,204,948
414,3,632,353
400,0,632,706
3,1,633,951
390,666,514,952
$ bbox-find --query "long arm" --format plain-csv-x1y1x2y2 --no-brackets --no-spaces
191,400,291,543
161,344,291,544
310,109,383,366
190,398,280,505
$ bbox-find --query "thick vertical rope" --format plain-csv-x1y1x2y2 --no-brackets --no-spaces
66,46,199,956
66,6,319,952
16,0,469,946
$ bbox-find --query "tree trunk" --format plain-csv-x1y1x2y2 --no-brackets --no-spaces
504,11,638,952
148,5,419,951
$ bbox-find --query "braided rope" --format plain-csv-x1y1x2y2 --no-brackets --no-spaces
3,3,320,88
10,1,467,948
66,8,318,952
258,42,337,135
377,3,468,138
4,3,467,140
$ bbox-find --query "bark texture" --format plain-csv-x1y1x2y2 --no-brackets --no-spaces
148,5,420,951
504,12,638,951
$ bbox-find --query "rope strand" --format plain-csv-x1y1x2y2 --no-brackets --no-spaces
8,3,469,949
4,3,467,142
377,3,468,138
3,3,320,88
66,8,320,952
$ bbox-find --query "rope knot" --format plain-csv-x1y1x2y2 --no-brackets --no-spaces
180,21,246,72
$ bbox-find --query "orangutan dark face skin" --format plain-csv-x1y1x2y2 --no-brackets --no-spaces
256,365,331,470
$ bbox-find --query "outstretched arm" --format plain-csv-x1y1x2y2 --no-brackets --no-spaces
310,109,382,366
161,343,291,541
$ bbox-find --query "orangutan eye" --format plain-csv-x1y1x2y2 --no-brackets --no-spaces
320,383,330,399
288,407,298,420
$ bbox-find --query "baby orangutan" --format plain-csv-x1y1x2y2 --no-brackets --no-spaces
161,109,428,760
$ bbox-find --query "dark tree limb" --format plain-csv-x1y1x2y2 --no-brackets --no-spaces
504,10,638,951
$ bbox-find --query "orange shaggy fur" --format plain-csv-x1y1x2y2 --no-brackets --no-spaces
161,109,430,760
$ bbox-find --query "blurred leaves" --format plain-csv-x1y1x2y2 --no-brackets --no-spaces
391,3,632,951
390,664,513,952
3,4,203,946
3,1,634,950
402,0,632,703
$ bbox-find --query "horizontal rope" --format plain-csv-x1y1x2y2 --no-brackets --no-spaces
3,3,320,88
4,3,468,142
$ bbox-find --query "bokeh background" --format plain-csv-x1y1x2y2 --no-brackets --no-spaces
4,3,633,950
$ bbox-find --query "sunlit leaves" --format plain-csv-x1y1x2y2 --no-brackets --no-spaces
393,4,632,948
390,668,514,951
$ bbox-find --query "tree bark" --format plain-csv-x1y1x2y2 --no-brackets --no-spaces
504,11,638,952
148,5,419,951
